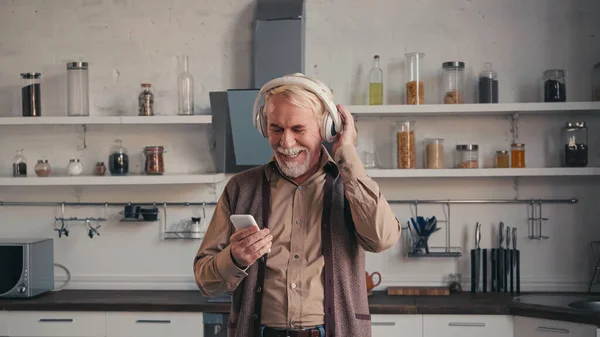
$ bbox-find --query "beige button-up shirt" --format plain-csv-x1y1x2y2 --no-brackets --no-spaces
194,144,401,329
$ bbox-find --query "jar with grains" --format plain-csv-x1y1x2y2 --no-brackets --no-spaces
34,159,51,177
511,143,525,168
396,121,416,169
405,52,425,105
496,150,509,168
144,146,165,175
442,61,465,104
425,138,444,169
455,144,479,168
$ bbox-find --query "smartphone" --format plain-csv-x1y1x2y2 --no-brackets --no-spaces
229,214,259,231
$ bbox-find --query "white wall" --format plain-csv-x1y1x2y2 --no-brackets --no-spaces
0,0,599,292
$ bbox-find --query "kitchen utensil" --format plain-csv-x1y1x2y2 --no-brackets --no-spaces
491,247,497,291
366,271,381,293
482,248,488,292
505,226,511,293
498,222,504,292
514,227,520,294
471,248,476,293
476,222,481,291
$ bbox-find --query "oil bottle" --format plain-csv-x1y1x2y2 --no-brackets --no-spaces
369,55,383,105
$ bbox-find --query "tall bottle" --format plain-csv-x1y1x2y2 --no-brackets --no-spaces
369,55,383,105
177,55,194,115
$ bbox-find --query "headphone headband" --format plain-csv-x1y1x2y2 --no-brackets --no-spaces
252,73,342,143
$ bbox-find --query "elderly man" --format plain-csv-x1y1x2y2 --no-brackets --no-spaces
194,73,401,337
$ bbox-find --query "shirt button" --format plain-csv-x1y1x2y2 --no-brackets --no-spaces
294,254,299,259
296,219,302,225
291,320,296,326
298,186,303,191
291,283,297,289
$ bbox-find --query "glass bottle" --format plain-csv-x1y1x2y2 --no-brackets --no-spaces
108,139,129,175
12,149,27,177
177,55,194,115
138,83,154,116
563,122,588,167
369,55,383,105
396,121,416,169
67,62,89,116
20,73,41,117
478,62,498,103
543,69,567,102
405,52,425,105
442,62,465,104
34,159,51,177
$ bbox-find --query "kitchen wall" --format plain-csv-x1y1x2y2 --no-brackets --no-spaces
0,0,599,292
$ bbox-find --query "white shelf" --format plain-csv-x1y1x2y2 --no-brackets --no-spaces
348,102,600,116
0,173,226,186
0,115,212,125
366,167,600,178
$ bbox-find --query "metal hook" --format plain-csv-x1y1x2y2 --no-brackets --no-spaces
61,202,65,219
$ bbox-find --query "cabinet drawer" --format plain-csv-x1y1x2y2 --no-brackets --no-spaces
371,314,422,336
514,316,597,337
7,311,105,337
423,314,513,337
106,312,204,337
0,311,8,336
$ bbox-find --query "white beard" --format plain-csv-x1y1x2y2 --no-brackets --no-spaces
276,147,311,178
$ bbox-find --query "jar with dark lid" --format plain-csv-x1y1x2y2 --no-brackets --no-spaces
21,73,41,117
35,159,51,177
543,69,566,102
109,139,129,175
144,146,165,175
455,144,479,168
67,62,89,116
563,122,587,167
442,61,465,104
138,83,154,116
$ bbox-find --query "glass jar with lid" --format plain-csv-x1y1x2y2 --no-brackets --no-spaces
21,73,41,117
405,52,425,105
425,138,444,169
12,149,27,177
593,62,600,101
35,160,51,177
478,62,498,103
138,83,154,116
442,61,465,104
455,144,479,168
511,143,525,168
67,62,89,116
563,122,588,167
496,150,509,168
543,69,567,102
109,139,129,175
396,121,416,169
143,146,165,175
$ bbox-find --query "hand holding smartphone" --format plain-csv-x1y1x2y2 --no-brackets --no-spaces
229,214,272,267
229,214,259,231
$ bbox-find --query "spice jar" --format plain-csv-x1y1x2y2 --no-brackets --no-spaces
543,69,567,102
425,138,444,169
405,52,425,105
442,61,465,104
496,150,509,168
21,73,41,117
396,121,416,169
143,146,165,175
138,83,154,116
67,159,83,176
94,162,106,176
34,160,51,177
563,122,588,167
511,143,525,168
455,144,479,168
109,139,129,176
12,149,27,177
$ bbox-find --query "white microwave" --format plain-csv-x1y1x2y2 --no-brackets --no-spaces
0,238,54,298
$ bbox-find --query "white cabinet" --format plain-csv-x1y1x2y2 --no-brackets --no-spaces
0,311,8,336
105,312,204,337
423,315,513,337
6,311,105,337
514,316,597,337
371,314,422,337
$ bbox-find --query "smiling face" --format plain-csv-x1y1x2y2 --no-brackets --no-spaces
264,91,324,182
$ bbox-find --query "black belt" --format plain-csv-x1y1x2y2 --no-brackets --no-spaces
261,326,321,337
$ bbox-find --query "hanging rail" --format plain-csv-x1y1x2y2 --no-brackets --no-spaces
387,198,577,204
0,201,218,207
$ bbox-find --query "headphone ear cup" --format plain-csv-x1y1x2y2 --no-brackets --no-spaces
321,114,337,143
257,106,268,138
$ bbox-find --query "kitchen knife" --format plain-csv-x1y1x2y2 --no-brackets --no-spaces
498,222,504,292
505,226,511,293
482,248,488,292
491,248,497,291
470,248,476,293
475,222,481,291
514,227,520,294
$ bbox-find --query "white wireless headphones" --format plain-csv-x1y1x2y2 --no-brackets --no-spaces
252,73,342,143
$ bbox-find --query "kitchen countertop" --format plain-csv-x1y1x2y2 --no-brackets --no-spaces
1,290,600,326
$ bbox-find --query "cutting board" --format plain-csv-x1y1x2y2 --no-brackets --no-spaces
387,286,450,296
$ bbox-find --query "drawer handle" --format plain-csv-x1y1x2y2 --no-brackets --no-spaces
371,322,396,326
448,322,486,327
536,326,570,334
135,320,172,324
39,319,74,323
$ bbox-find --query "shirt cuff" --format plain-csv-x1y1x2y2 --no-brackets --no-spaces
215,245,248,284
334,144,369,179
